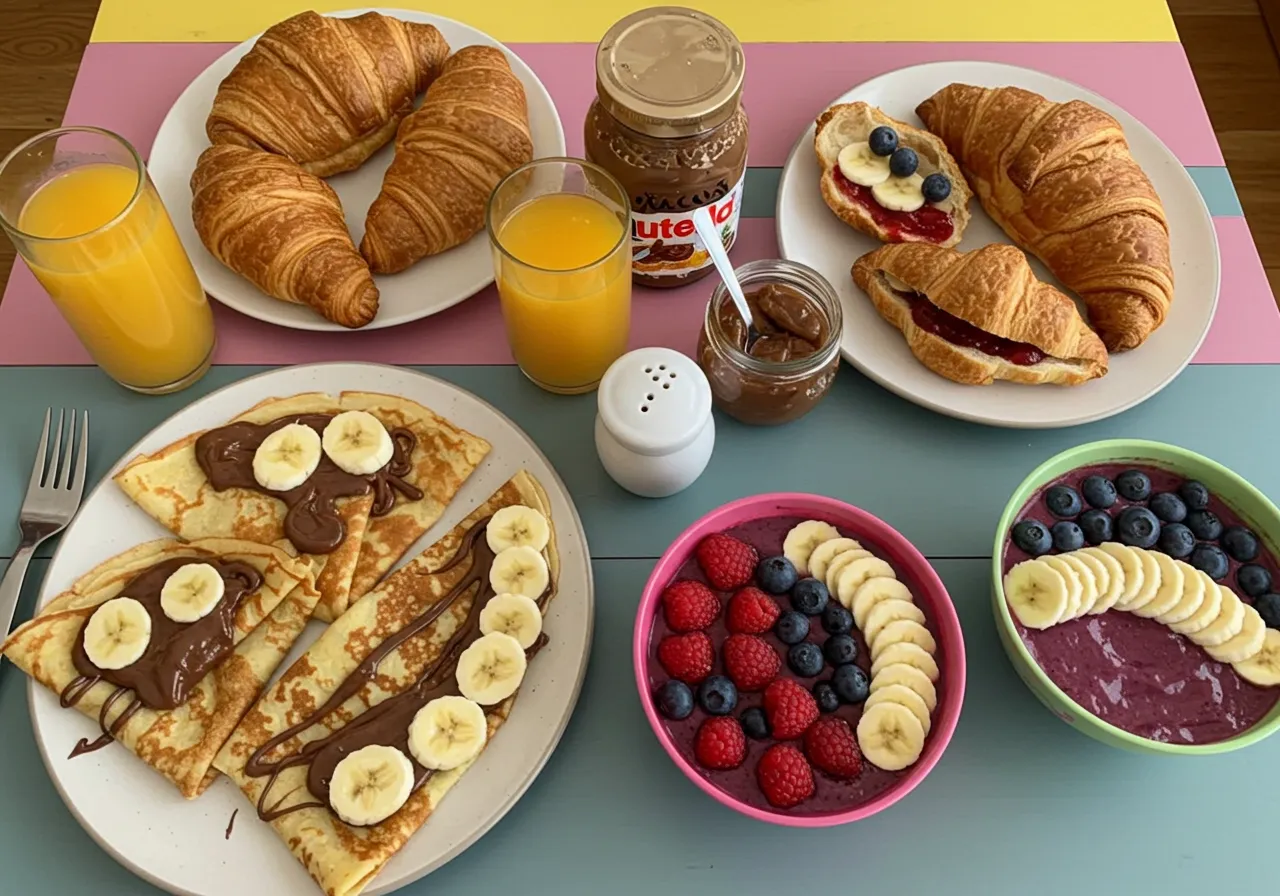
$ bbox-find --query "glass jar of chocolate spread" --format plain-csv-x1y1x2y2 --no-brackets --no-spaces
585,6,748,289
696,259,842,425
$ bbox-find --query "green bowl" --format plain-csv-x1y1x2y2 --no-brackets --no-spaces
991,439,1280,755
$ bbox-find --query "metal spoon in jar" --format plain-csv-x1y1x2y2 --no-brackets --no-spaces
692,206,761,350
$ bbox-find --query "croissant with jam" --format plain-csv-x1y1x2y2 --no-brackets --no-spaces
852,243,1108,387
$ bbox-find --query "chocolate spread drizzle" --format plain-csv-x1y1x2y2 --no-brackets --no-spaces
60,557,263,757
194,414,424,555
243,517,550,823
635,240,694,263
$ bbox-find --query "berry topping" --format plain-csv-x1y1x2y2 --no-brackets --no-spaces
787,641,825,678
695,717,747,770
1011,519,1053,556
723,633,781,692
655,680,694,720
1238,564,1272,598
1081,475,1118,509
756,744,815,809
868,126,898,157
1189,544,1229,581
888,147,919,177
697,675,739,716
822,602,854,635
1116,470,1152,502
741,706,771,739
832,663,870,704
658,632,714,684
726,586,781,634
1051,521,1085,553
1157,522,1195,559
803,716,863,779
1186,510,1223,542
1222,526,1260,562
756,555,799,595
661,580,720,632
823,633,858,666
1149,492,1188,523
774,610,810,645
1045,486,1083,518
696,533,758,590
1078,509,1114,546
790,577,830,615
763,678,820,739
1179,480,1211,511
1256,593,1280,630
813,681,841,714
921,172,952,203
1117,506,1161,549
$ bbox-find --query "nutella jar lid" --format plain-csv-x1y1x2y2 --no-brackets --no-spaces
598,348,712,456
595,6,745,139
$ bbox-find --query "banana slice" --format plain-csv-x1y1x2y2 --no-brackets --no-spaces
808,537,862,584
486,505,551,554
1116,548,1162,613
871,641,940,682
1233,628,1280,686
1169,571,1222,635
824,549,873,593
488,546,549,600
83,597,152,670
870,662,938,711
836,557,897,611
836,141,891,187
1066,550,1108,616
850,576,911,629
1060,554,1099,619
872,173,926,213
1155,560,1205,626
1098,543,1145,608
253,422,322,491
327,744,414,827
407,695,488,771
869,620,937,662
456,632,527,705
857,700,926,771
1003,559,1069,630
1041,556,1084,619
864,683,932,736
1133,552,1184,619
1190,587,1245,648
783,520,841,575
159,562,225,623
321,410,393,476
479,593,543,650
1205,603,1267,664
864,599,927,651
1080,547,1126,614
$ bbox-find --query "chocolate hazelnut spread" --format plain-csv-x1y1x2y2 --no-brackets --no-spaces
194,414,423,555
586,7,748,288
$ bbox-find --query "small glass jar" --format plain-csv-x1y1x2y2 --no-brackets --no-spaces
696,259,842,425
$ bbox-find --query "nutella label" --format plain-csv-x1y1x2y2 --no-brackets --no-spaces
628,172,745,279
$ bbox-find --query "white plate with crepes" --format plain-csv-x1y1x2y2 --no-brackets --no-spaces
148,8,567,332
776,61,1220,429
28,363,593,896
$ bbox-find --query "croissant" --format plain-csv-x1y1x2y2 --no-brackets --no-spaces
852,242,1108,386
206,11,450,177
916,84,1173,352
360,46,534,274
191,144,379,328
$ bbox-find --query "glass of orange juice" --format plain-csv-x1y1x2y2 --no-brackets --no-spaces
486,157,631,394
0,127,215,394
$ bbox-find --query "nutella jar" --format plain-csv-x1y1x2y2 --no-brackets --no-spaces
697,260,842,425
585,7,748,288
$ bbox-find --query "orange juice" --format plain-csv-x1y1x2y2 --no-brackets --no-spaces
495,192,630,392
19,163,213,390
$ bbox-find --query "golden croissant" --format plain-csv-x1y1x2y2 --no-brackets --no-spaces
916,84,1173,352
206,11,450,177
191,144,379,328
361,45,534,274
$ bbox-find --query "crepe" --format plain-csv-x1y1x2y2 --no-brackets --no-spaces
214,470,558,896
114,391,492,622
1,537,317,798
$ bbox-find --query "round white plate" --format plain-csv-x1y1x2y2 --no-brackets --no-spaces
29,363,594,896
148,8,567,332
776,61,1220,429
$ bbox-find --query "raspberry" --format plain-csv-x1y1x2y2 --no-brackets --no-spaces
763,678,819,740
756,744,815,809
803,717,863,779
661,580,720,632
726,587,780,634
694,717,746,770
722,634,780,692
657,632,714,684
695,534,758,591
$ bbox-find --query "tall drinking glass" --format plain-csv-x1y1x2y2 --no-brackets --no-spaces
486,157,631,395
0,127,215,394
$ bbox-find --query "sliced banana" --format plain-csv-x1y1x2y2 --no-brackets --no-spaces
871,641,940,682
1155,560,1205,626
479,593,543,650
850,575,911,629
253,422,322,491
864,683,932,736
1098,542,1144,607
782,520,841,575
1233,628,1280,686
870,662,938,711
857,700,926,771
1205,603,1267,664
808,537,862,584
83,597,152,670
1067,550,1109,616
159,562,225,623
488,546,549,600
407,695,488,771
1133,552,1184,619
1003,559,1069,630
1116,548,1162,613
836,557,897,611
327,744,415,827
864,599,926,651
836,141,891,187
1060,554,1099,619
824,549,873,593
1190,587,1246,648
1041,556,1084,619
456,632,527,705
321,410,393,476
485,505,551,554
872,173,926,213
1080,547,1125,614
869,620,937,662
1169,571,1222,635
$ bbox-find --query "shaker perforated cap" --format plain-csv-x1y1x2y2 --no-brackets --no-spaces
597,347,711,457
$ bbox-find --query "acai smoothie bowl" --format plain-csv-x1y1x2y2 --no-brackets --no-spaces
993,440,1280,756
634,493,965,827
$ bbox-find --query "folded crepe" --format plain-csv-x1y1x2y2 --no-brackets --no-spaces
1,537,317,798
214,470,557,896
114,391,491,622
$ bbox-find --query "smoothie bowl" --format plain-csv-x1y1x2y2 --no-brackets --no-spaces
634,493,965,826
993,440,1280,755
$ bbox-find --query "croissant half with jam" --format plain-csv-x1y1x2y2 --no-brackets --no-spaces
852,243,1108,387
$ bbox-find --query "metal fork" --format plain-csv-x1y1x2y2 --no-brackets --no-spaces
0,409,89,639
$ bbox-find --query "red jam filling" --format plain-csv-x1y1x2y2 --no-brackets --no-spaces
834,168,954,244
906,292,1045,366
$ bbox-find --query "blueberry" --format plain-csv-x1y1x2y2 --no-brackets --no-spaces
823,633,858,666
1051,521,1085,553
774,610,810,645
1221,526,1260,562
889,147,919,177
812,681,841,714
656,680,694,720
1011,519,1053,556
1149,492,1187,524
822,602,854,635
921,172,951,203
756,555,798,595
1081,475,1118,509
1186,510,1223,542
831,664,870,704
868,126,898,157
1157,522,1195,559
790,578,830,615
1237,564,1272,598
740,706,771,739
1179,480,1211,511
1189,544,1229,581
1256,593,1280,630
1116,470,1152,502
697,675,738,716
1117,506,1161,549
788,641,825,678
1045,486,1083,519
1078,510,1114,546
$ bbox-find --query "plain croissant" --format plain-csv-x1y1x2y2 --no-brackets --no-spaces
191,144,379,328
916,84,1173,352
360,45,534,274
206,11,450,177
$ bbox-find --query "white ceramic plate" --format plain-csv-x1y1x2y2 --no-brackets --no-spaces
28,363,593,896
776,61,1220,429
148,8,567,332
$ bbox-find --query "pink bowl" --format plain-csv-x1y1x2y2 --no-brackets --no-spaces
633,493,966,827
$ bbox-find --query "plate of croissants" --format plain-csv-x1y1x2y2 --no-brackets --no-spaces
776,60,1219,429
148,8,566,331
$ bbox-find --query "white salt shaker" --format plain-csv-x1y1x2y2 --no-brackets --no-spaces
595,347,715,498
